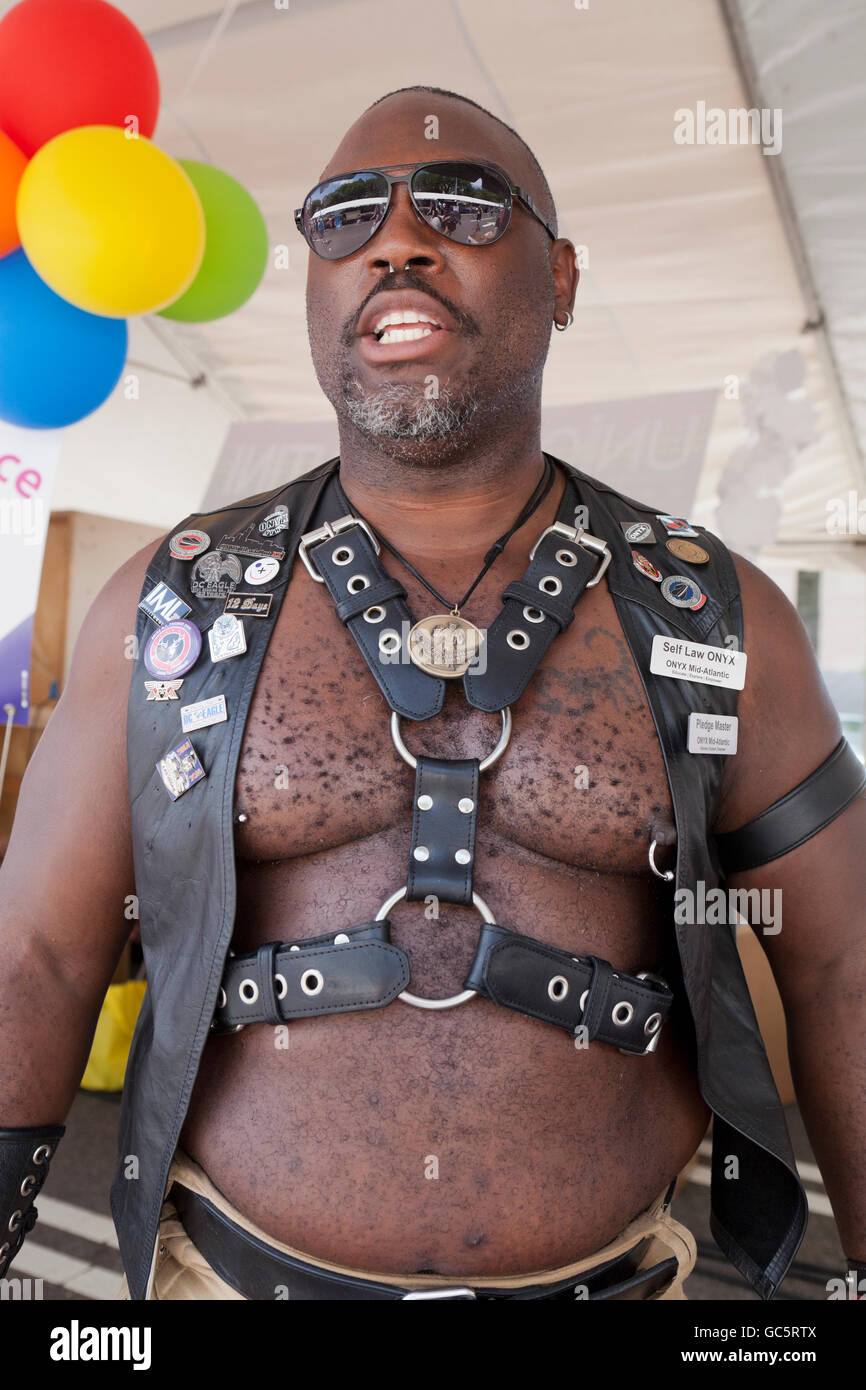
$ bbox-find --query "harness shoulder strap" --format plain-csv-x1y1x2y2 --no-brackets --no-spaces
715,736,865,876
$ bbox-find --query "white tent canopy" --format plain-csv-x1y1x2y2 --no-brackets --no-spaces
5,0,863,570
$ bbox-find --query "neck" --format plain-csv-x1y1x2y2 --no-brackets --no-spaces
335,417,559,566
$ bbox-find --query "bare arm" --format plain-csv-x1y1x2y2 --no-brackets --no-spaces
0,537,162,1124
714,554,866,1262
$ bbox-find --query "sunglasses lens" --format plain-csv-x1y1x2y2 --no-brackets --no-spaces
411,163,511,245
302,171,390,259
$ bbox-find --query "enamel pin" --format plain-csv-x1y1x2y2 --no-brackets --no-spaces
144,679,184,701
157,738,206,800
144,619,202,679
208,613,247,662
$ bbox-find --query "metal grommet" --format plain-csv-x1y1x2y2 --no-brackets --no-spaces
333,546,354,566
379,629,401,656
612,1001,634,1026
555,548,578,567
458,797,474,813
363,605,385,623
455,849,472,865
507,629,530,650
346,574,370,594
217,987,227,1008
413,845,430,861
391,707,512,773
548,975,569,1002
644,1012,662,1036
579,989,588,1011
275,974,287,998
20,1176,36,1197
32,1145,52,1165
333,933,350,945
301,969,324,997
648,839,675,882
239,979,259,1005
522,605,545,624
417,795,433,811
539,575,562,596
8,1211,22,1234
0,1243,9,1258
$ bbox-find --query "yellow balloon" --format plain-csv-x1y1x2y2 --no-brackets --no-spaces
16,126,205,317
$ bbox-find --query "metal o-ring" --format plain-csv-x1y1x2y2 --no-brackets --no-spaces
301,969,324,997
523,605,545,624
376,885,492,1010
239,979,259,1005
548,975,569,1002
644,1012,662,1036
507,629,529,650
346,574,369,594
612,1001,634,1027
275,974,287,999
539,575,562,596
363,605,385,623
556,548,578,567
390,706,512,773
32,1145,52,1165
333,546,354,566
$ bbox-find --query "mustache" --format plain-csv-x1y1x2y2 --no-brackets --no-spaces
341,271,481,345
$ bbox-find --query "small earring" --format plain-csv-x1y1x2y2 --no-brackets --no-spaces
554,310,573,332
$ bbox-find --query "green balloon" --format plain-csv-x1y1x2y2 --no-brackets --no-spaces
158,160,268,322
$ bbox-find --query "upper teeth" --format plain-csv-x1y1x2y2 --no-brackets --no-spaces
373,309,441,339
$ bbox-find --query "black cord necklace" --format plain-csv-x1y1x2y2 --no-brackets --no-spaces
333,455,555,616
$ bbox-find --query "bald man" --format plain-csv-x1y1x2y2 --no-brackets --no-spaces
0,87,863,1304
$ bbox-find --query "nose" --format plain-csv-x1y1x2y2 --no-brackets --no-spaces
363,180,447,277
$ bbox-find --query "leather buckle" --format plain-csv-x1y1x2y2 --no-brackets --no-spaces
402,1286,478,1300
528,521,611,588
298,514,381,583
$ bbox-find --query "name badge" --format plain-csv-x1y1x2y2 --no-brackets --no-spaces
181,693,228,733
688,712,739,755
650,635,747,690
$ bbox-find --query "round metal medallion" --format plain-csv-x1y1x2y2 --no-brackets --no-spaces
407,613,484,678
665,538,709,565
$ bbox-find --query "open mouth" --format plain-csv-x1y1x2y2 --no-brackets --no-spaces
371,309,443,344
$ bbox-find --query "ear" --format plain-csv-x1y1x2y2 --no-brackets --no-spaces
550,238,578,322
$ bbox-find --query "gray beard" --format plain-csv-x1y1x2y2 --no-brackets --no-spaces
342,379,479,442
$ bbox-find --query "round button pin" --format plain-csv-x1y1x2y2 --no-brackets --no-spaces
144,619,203,678
245,556,280,586
169,529,210,561
660,575,703,609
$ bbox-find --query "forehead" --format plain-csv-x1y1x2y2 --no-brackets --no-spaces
320,91,539,195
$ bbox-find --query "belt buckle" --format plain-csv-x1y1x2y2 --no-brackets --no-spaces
402,1286,478,1300
528,521,611,588
298,514,381,583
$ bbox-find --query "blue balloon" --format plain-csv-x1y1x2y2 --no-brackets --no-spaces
0,248,127,428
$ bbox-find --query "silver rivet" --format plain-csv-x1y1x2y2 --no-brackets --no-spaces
301,969,324,996
522,605,545,624
455,849,472,865
413,846,430,862
363,605,385,623
457,798,474,813
548,975,569,1002
507,629,529,649
347,574,370,594
417,795,433,811
236,812,248,824
333,546,354,566
333,933,350,944
239,979,259,1005
289,944,300,952
612,1001,634,1026
539,575,562,596
555,548,578,567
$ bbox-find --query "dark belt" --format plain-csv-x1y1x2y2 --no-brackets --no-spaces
172,1184,680,1301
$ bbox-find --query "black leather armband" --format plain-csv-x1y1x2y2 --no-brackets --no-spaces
716,737,866,877
0,1124,65,1277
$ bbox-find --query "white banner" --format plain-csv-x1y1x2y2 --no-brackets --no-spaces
0,425,62,726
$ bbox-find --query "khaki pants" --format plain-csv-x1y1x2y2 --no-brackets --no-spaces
118,1149,696,1301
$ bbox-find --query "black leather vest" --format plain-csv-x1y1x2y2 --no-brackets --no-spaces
115,455,806,1300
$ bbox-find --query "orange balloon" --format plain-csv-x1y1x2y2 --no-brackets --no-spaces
0,130,26,257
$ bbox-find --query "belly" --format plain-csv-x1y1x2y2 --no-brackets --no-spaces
181,826,709,1275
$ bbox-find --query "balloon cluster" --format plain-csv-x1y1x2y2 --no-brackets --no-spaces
0,0,268,428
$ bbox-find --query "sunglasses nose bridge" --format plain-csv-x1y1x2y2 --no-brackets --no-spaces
362,178,446,270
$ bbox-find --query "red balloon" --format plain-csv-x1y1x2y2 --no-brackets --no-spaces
0,0,159,157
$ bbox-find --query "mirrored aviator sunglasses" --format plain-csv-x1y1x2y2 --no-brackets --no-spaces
294,160,556,261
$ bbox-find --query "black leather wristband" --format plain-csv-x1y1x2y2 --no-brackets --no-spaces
0,1124,65,1277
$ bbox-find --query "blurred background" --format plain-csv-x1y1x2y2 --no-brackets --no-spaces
0,0,863,1300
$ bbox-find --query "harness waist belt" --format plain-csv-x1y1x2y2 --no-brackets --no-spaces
172,1184,678,1301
